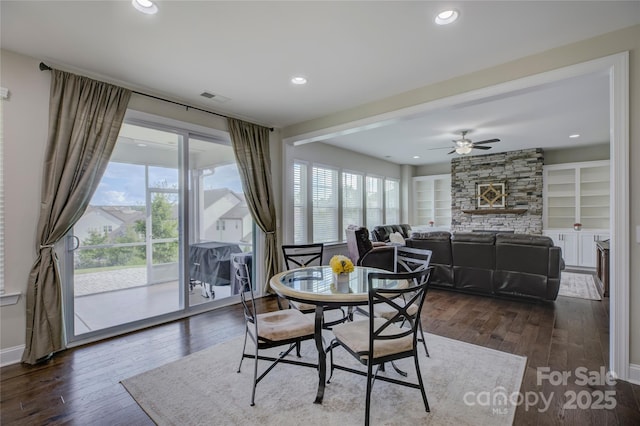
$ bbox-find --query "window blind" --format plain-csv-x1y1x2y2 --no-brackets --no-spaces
365,176,383,229
342,172,363,238
385,179,400,224
312,166,338,243
293,163,307,244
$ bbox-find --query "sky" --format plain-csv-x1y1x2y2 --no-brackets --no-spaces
91,162,243,206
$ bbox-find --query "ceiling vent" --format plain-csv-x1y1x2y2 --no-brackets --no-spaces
200,91,230,103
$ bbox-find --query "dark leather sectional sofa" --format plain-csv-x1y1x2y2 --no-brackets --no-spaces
405,231,564,301
371,224,412,243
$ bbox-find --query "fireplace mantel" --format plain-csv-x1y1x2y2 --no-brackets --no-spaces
462,208,528,215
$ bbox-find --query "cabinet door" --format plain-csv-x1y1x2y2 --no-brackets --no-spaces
544,231,578,267
578,232,610,267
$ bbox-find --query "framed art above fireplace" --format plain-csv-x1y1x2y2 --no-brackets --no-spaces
476,182,506,209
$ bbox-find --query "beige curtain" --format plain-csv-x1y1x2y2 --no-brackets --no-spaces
22,70,131,364
228,118,280,292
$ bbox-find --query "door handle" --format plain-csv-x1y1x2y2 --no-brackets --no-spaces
68,235,80,252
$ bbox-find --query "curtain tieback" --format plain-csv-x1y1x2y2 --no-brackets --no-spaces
39,244,55,250
265,231,276,235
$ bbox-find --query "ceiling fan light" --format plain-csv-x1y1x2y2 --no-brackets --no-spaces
456,145,472,155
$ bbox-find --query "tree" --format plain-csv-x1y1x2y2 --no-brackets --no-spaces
78,230,108,268
135,194,179,264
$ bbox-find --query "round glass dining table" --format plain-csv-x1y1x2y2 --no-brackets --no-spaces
269,265,402,404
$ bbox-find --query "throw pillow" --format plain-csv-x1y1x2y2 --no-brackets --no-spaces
389,232,406,245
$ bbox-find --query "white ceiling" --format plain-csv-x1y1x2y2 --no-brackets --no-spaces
2,1,639,165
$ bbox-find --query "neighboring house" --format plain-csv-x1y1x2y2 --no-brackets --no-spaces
201,188,252,243
74,205,145,242
219,203,252,244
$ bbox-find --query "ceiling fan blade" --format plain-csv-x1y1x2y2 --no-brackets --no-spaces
473,138,500,145
427,146,454,151
473,145,492,150
447,149,456,154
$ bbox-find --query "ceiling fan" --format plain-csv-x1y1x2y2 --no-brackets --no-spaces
448,130,500,155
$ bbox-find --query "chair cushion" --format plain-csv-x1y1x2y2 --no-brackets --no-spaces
332,318,413,360
290,300,316,312
255,309,314,341
359,300,419,319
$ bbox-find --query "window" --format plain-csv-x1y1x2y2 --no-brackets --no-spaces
342,172,363,238
385,179,400,224
293,162,307,244
312,166,338,243
290,161,400,244
366,176,383,228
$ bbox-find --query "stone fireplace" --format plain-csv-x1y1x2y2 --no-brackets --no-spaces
450,148,543,234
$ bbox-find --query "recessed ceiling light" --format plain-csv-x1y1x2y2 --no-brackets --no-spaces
569,134,581,138
132,0,158,15
413,155,420,159
435,9,459,25
291,76,307,85
137,143,147,147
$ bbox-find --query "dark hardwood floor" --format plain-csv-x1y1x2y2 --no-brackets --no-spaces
2,289,639,425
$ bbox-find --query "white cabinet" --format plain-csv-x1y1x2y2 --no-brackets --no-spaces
543,160,610,230
544,231,578,266
544,230,609,268
412,174,451,227
578,232,610,268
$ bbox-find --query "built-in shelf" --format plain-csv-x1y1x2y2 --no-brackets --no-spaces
462,208,528,215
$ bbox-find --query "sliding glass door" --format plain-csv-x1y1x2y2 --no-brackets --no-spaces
64,118,254,342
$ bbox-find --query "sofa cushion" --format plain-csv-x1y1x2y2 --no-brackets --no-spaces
451,232,495,293
372,225,393,242
398,224,412,239
495,233,554,247
410,231,451,240
452,232,496,244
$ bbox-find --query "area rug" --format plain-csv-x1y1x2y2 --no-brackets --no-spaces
121,332,526,425
558,272,601,300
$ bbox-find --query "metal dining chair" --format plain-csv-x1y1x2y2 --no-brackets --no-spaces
281,243,349,327
357,246,433,357
327,268,432,425
234,257,317,406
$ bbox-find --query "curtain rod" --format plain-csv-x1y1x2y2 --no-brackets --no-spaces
39,62,273,131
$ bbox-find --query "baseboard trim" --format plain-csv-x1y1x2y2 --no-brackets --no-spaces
1,345,24,367
628,363,640,385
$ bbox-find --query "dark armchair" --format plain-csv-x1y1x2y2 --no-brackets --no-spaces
345,225,395,271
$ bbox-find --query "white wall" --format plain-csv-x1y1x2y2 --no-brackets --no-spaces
293,141,401,179
1,50,49,353
544,143,610,165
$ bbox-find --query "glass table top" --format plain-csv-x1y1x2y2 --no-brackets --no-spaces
271,266,402,304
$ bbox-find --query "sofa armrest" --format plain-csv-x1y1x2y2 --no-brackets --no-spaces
358,245,396,272
548,246,563,278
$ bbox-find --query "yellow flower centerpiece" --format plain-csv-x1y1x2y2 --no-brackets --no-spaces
330,255,354,293
330,255,354,274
